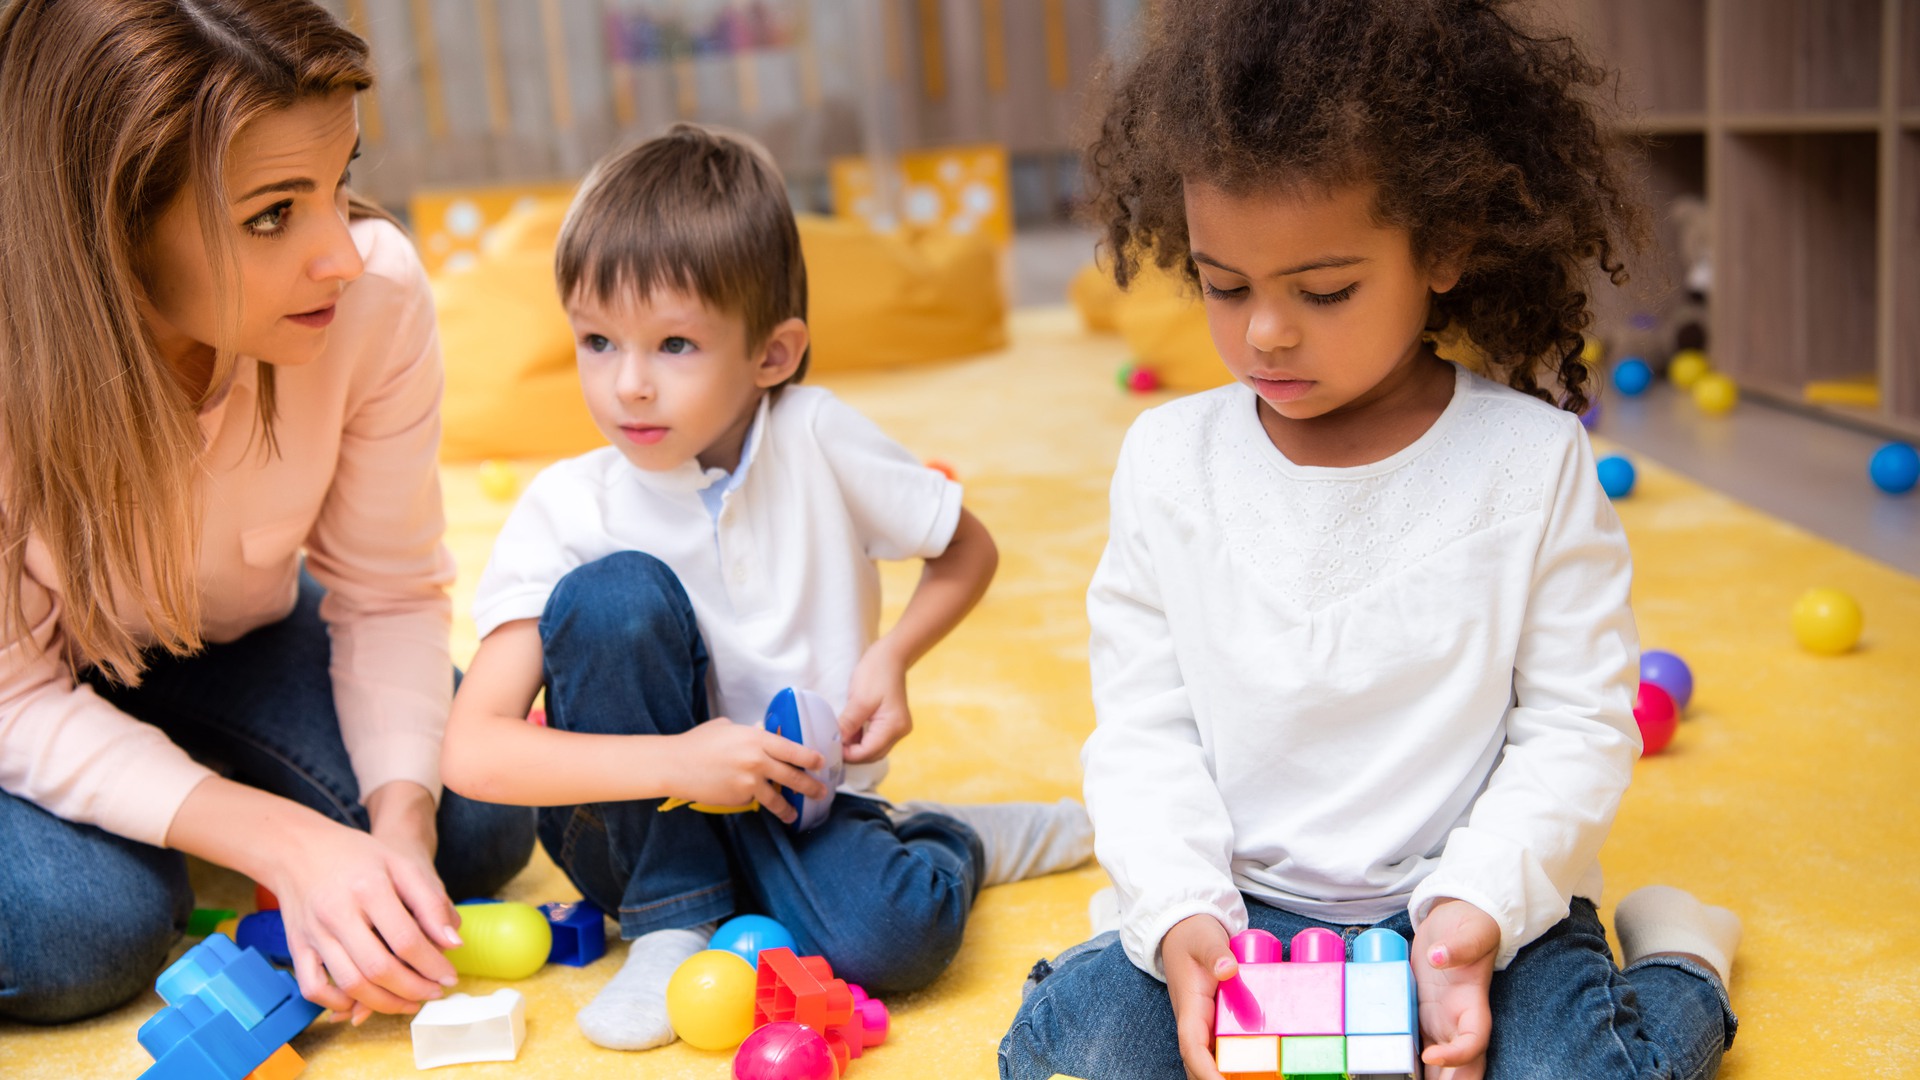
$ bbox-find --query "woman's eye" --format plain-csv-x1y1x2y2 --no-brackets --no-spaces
661,336,696,355
1302,283,1358,306
1201,281,1247,300
244,202,291,237
583,334,614,353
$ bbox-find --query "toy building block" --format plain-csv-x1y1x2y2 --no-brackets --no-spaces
236,910,292,966
1213,928,1344,1039
539,899,606,966
411,988,526,1069
1215,1033,1279,1077
189,908,238,937
255,884,280,912
1278,1034,1344,1076
244,1044,305,1080
753,947,890,1071
1343,927,1417,1076
137,934,321,1080
847,983,890,1049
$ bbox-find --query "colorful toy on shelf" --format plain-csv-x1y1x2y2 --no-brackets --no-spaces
1612,357,1652,396
751,948,889,1074
235,910,291,966
1633,683,1678,756
668,949,761,1051
135,933,321,1080
712,914,799,967
445,901,552,980
1691,373,1738,416
1639,650,1694,711
1869,442,1919,495
659,688,845,832
478,459,520,501
1211,926,1417,1078
540,899,607,967
1117,361,1162,394
1667,349,1710,389
733,1021,839,1080
1596,455,1636,499
411,988,526,1069
1792,587,1863,656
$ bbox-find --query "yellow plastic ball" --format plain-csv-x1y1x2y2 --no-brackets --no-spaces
445,901,553,980
1793,588,1863,656
1668,349,1710,389
1580,336,1604,365
1692,373,1739,416
478,460,520,501
665,949,758,1050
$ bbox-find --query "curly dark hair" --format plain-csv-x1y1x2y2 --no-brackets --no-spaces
1082,0,1647,414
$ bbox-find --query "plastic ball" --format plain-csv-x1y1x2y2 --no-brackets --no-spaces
666,950,759,1051
1612,357,1652,396
1691,373,1738,416
1580,336,1604,365
478,459,520,501
1792,588,1863,656
733,1021,839,1080
1868,442,1919,495
709,914,797,967
1115,361,1137,390
1126,365,1161,393
925,458,958,482
1667,349,1710,389
1633,683,1677,755
1596,455,1636,498
1639,650,1694,711
445,901,552,980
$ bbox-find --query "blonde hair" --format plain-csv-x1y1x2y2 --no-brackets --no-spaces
0,0,384,683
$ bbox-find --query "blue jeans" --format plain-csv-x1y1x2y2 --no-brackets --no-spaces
535,552,985,996
0,573,535,1024
1000,895,1738,1080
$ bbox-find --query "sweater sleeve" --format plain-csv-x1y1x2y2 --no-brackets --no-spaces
303,223,458,805
1408,418,1640,968
1083,423,1247,982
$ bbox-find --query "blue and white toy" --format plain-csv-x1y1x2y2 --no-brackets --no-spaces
764,687,845,832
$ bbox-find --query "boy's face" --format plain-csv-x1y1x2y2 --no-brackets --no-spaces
566,287,806,474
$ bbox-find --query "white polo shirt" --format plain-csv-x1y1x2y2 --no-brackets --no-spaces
474,386,963,792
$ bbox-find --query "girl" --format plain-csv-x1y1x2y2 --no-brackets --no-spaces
1001,2,1741,1078
0,0,531,1027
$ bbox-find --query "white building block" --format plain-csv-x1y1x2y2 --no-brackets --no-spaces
1344,960,1415,1034
1347,1031,1420,1075
1214,1034,1279,1075
411,988,526,1069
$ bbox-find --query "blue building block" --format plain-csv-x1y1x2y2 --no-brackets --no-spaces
540,899,607,966
137,933,321,1080
235,910,292,966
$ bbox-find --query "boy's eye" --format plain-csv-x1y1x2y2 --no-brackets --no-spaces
1201,280,1247,301
244,201,292,237
1302,283,1358,306
660,336,696,355
583,333,615,353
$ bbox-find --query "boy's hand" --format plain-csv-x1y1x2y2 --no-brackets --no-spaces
1412,898,1500,1080
1161,913,1234,1080
839,642,913,763
670,717,828,825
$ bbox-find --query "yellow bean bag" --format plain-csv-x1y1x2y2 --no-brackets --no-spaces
434,199,1008,461
1069,261,1230,393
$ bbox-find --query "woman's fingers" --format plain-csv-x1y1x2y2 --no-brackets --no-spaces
289,938,353,1014
316,905,437,1013
391,857,466,957
367,876,459,989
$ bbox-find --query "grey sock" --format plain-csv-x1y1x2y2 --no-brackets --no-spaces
1615,885,1741,987
896,797,1094,888
575,923,715,1051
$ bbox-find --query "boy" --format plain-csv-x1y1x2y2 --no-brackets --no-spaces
441,125,1091,1051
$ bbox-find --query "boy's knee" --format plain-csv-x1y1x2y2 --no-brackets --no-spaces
812,905,969,997
545,551,697,644
1,889,181,1024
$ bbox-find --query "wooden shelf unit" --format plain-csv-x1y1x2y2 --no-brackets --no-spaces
1548,0,1920,437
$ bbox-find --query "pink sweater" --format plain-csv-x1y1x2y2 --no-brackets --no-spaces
0,218,456,847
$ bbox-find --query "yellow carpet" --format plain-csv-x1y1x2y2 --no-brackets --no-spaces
4,307,1917,1078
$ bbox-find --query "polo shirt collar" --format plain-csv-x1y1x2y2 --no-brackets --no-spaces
625,391,772,495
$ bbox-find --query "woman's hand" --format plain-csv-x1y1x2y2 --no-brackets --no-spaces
668,717,828,825
1412,898,1500,1080
1161,913,1235,1080
839,642,913,763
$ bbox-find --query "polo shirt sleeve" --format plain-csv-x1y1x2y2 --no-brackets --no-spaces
809,392,962,561
473,465,594,639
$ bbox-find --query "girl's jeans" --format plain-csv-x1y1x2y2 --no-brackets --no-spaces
534,551,985,996
0,572,535,1024
1001,895,1737,1080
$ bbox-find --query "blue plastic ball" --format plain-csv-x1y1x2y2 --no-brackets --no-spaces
1639,650,1694,712
1612,358,1652,396
1596,455,1636,498
1868,442,1919,495
708,915,796,966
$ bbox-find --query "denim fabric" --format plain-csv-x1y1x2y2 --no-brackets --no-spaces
0,572,535,1024
1000,895,1737,1080
535,551,985,996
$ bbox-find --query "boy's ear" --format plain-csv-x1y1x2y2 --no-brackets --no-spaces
754,317,810,388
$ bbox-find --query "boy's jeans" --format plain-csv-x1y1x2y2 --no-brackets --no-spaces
1000,895,1737,1080
0,572,536,1024
535,551,985,996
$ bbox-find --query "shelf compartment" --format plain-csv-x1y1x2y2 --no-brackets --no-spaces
1894,131,1920,422
1720,0,1883,113
1569,0,1708,116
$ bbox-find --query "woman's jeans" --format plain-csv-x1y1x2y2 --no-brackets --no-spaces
1000,895,1738,1080
0,573,535,1024
535,551,985,996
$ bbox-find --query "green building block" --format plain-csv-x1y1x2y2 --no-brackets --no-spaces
1280,1034,1345,1076
186,909,237,937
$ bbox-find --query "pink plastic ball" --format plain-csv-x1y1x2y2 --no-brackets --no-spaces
1126,366,1161,393
1633,683,1677,756
733,1022,839,1080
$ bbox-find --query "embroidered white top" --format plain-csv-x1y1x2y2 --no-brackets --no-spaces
473,385,962,792
1084,365,1640,979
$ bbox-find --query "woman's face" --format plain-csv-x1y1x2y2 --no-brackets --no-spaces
142,88,365,373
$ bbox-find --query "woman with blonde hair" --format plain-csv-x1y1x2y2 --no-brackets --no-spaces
0,0,532,1024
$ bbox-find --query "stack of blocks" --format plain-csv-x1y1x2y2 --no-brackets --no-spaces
135,933,322,1080
1213,926,1419,1079
752,947,889,1074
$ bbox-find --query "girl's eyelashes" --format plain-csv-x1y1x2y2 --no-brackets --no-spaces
1201,281,1247,300
243,200,293,238
1302,283,1358,306
660,335,696,355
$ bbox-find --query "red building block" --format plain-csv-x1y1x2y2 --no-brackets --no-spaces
754,948,877,1069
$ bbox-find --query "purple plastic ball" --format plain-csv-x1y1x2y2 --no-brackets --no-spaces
1639,650,1694,712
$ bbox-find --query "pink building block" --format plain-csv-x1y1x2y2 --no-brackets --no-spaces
1214,928,1345,1038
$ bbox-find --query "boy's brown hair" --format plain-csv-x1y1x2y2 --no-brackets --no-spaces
557,123,810,383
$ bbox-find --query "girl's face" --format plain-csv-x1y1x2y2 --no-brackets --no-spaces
142,89,366,378
1183,180,1459,422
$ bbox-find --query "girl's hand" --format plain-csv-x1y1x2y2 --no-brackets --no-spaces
1412,898,1500,1080
669,717,828,825
1160,913,1234,1080
262,812,462,1024
839,643,912,763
